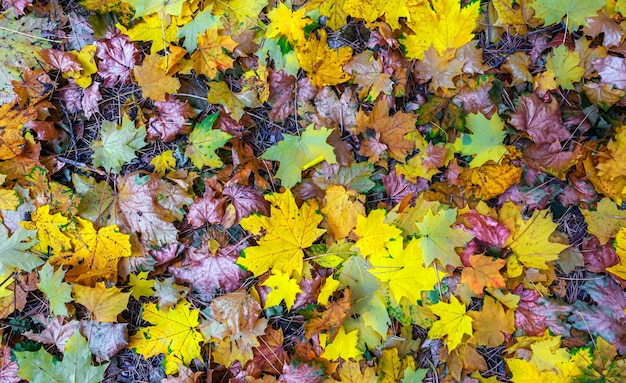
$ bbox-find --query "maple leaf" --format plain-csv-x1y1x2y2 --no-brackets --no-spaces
544,45,585,90
128,271,155,299
133,53,180,102
467,297,515,347
509,93,570,145
0,103,36,160
171,239,247,299
402,0,479,59
186,189,226,228
238,189,325,278
428,295,473,351
415,208,473,267
16,329,108,383
460,255,506,295
356,100,417,162
353,209,402,259
459,210,510,248
581,198,626,245
222,184,270,225
20,204,71,255
369,238,439,303
176,5,224,53
344,50,394,101
117,13,178,55
321,185,365,240
265,2,313,48
39,48,82,73
413,46,464,90
117,172,191,247
148,100,193,144
533,0,605,32
190,27,238,79
131,301,203,374
0,10,55,104
295,29,352,88
50,218,131,284
73,282,130,322
0,225,41,274
206,81,261,121
90,114,147,174
262,270,303,310
95,32,138,87
184,112,233,169
79,321,128,361
503,206,570,274
208,290,268,366
24,316,77,353
37,263,72,316
262,125,337,188
454,112,508,168
321,326,361,361
318,0,349,30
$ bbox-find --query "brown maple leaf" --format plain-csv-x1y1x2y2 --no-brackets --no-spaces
147,96,194,142
355,100,416,161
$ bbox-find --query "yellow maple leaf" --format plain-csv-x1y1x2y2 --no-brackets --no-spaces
403,0,480,60
212,0,268,34
20,205,72,255
581,198,626,245
50,217,131,285
131,300,204,374
129,271,155,299
295,29,352,88
206,81,261,121
369,238,439,304
321,185,365,240
150,150,177,175
265,2,313,47
596,126,626,181
315,0,348,30
458,160,522,200
72,282,130,322
503,206,569,275
321,326,361,361
262,270,302,310
415,208,473,267
238,189,325,278
191,27,238,79
353,209,402,260
133,53,180,102
117,14,178,55
428,295,473,351
65,45,98,88
545,45,585,90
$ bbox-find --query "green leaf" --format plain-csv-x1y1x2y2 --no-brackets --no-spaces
533,0,605,32
37,263,73,316
177,5,224,52
0,226,42,274
545,45,585,90
262,124,337,188
184,112,233,169
454,112,508,168
90,113,147,174
16,329,108,383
